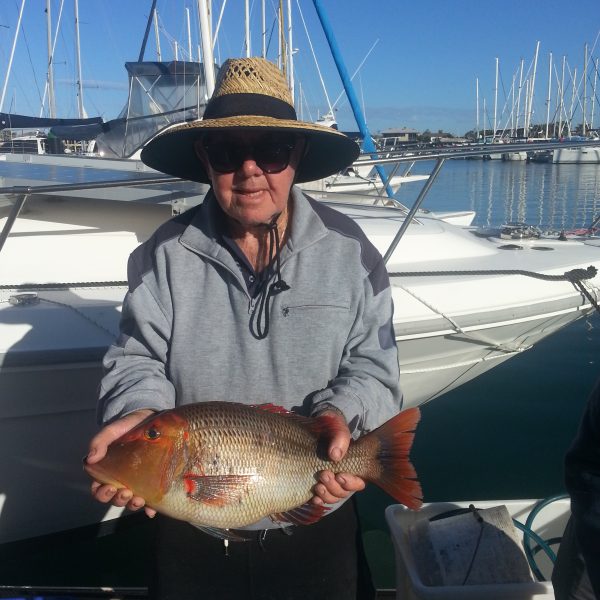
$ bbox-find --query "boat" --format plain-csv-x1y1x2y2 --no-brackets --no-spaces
2,139,600,546
2,0,600,564
552,144,600,164
386,496,570,599
299,166,429,195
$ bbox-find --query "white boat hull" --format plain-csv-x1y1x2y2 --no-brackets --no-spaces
1,178,600,544
552,146,600,163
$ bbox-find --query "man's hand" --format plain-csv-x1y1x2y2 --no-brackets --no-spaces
312,409,366,505
86,409,157,517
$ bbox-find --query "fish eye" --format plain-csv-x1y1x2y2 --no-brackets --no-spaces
144,427,161,441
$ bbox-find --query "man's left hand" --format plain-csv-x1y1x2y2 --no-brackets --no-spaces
311,409,366,505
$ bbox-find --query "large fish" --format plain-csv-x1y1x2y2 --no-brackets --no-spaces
85,402,422,531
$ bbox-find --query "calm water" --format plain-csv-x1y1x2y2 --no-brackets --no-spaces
395,158,600,231
364,159,600,586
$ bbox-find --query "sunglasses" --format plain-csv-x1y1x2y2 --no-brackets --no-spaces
198,136,296,174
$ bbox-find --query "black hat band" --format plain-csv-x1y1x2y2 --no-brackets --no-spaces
203,93,298,121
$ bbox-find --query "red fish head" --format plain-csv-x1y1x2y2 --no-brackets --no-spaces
85,410,188,505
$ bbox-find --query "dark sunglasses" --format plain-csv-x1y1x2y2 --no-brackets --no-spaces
198,136,296,174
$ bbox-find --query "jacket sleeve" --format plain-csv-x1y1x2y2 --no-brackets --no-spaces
97,249,176,425
310,259,402,438
564,379,600,596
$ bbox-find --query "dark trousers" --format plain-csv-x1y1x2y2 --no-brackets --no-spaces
552,516,597,600
150,498,375,600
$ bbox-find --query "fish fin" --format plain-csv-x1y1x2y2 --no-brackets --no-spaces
252,404,334,434
252,403,294,415
184,474,258,507
270,502,330,526
362,407,423,510
191,524,254,542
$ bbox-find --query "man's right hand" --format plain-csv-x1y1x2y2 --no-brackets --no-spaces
86,409,156,517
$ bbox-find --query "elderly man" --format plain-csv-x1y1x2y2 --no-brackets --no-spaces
87,57,402,600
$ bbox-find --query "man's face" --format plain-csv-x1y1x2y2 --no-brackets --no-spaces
196,131,304,228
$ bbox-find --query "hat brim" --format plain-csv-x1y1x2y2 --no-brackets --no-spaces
140,116,360,184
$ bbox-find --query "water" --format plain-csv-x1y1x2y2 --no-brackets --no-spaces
362,158,600,587
395,159,600,231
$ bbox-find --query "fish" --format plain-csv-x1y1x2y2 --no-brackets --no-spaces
85,402,422,531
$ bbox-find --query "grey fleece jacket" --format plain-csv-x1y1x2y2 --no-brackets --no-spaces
98,187,401,437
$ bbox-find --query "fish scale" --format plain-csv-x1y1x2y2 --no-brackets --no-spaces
85,401,422,530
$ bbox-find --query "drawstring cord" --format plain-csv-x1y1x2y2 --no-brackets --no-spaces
250,217,290,339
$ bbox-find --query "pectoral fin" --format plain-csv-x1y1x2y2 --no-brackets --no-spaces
270,502,329,525
183,474,258,507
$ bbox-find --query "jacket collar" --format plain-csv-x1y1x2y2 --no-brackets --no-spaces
179,187,329,263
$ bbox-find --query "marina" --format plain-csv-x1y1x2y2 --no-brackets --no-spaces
1,1,600,598
1,152,600,598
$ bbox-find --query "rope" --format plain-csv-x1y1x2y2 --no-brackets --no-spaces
388,265,598,283
390,266,600,319
0,281,128,290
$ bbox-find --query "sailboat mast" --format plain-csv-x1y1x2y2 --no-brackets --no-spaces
526,41,540,138
0,0,26,113
153,8,162,60
287,0,294,100
493,57,498,141
545,52,552,139
46,0,57,118
583,43,588,135
591,58,598,132
516,59,524,137
186,8,192,60
198,0,215,97
476,77,480,140
245,0,250,57
261,0,266,57
558,56,566,137
312,0,394,198
74,0,85,118
138,0,158,61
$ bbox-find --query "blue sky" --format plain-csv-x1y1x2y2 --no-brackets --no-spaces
0,0,598,136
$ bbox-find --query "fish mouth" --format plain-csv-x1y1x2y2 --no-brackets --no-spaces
83,459,126,490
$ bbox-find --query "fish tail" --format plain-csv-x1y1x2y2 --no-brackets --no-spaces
359,407,422,510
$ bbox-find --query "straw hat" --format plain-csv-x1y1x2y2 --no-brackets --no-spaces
141,57,360,184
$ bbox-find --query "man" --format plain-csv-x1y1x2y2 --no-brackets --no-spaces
87,57,402,599
553,379,600,600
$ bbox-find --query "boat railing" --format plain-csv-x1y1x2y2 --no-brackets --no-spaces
0,175,178,254
1,138,599,262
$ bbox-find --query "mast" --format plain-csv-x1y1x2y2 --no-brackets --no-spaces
74,0,85,118
312,0,394,198
558,56,566,137
287,0,294,100
545,52,552,139
591,58,598,132
568,67,577,136
476,77,480,140
153,7,162,61
186,8,192,60
46,0,57,117
245,0,250,57
526,41,540,138
516,58,524,137
261,0,266,57
0,0,26,113
138,0,158,61
583,43,588,135
198,0,215,96
493,57,498,141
